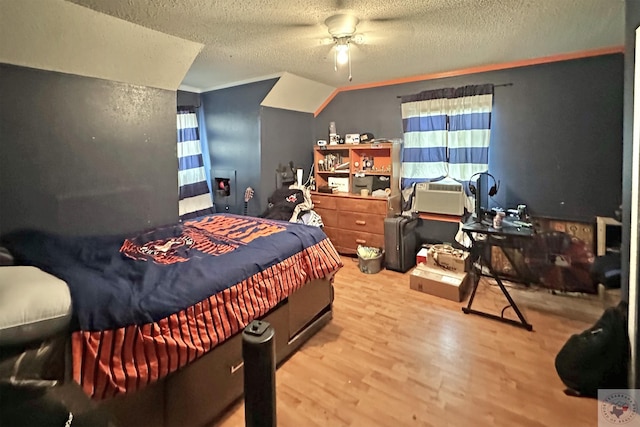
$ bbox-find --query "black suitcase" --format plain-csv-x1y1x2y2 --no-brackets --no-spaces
384,215,419,272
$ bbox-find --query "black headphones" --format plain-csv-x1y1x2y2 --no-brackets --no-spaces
468,172,499,197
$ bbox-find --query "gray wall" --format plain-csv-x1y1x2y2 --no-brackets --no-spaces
316,55,623,221
200,80,314,216
316,54,624,243
260,106,314,214
200,79,277,215
0,64,178,236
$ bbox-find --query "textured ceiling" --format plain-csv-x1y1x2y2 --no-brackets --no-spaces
66,0,624,92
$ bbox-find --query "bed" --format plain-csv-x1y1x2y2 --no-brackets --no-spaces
1,213,342,427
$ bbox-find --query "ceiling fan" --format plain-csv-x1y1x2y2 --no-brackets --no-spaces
318,9,424,83
323,14,362,82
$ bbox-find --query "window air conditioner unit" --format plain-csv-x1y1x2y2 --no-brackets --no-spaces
414,181,465,215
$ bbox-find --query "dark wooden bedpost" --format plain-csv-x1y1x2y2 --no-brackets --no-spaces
242,320,276,427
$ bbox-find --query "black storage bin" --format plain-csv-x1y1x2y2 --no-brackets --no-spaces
372,175,391,192
352,176,373,194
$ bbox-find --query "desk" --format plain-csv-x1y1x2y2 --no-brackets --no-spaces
461,221,534,331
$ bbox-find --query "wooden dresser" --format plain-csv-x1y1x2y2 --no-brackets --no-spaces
312,141,402,255
312,193,391,255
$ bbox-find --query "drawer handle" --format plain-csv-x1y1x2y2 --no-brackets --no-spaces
355,220,366,226
230,361,244,374
355,239,367,244
315,201,321,204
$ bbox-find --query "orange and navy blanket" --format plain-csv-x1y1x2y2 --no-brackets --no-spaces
2,214,342,399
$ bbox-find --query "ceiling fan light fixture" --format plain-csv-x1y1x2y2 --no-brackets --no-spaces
335,38,350,65
325,14,358,82
336,48,349,66
324,14,359,38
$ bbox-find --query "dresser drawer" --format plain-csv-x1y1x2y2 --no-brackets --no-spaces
315,208,338,228
337,211,385,235
338,197,387,215
332,229,385,253
312,194,337,210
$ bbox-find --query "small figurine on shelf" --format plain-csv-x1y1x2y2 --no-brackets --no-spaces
362,156,374,170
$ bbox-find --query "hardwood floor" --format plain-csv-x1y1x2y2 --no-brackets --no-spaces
215,256,602,427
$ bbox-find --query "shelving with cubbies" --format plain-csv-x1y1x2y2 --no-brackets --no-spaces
350,144,393,176
313,146,351,190
313,142,398,195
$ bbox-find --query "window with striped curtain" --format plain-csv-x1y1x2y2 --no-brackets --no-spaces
400,84,494,190
177,108,214,220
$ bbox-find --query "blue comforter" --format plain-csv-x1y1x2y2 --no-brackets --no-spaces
1,214,330,332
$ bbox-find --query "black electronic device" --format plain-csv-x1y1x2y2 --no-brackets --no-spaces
468,172,499,223
475,175,485,223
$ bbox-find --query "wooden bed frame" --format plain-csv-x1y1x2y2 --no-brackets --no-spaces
96,275,335,427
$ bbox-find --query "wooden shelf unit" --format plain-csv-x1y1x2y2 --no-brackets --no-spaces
312,142,402,255
313,143,397,193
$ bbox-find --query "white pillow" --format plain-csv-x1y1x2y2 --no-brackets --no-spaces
0,266,71,346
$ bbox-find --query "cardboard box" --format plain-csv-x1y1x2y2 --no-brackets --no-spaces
426,245,470,273
409,264,468,302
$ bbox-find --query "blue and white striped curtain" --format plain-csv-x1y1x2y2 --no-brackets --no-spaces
177,109,214,220
447,85,494,182
400,88,452,188
400,84,494,189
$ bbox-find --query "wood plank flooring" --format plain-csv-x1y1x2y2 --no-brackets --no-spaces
215,257,605,427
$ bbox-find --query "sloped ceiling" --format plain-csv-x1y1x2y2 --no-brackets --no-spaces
65,0,624,92
0,0,203,91
261,73,335,114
